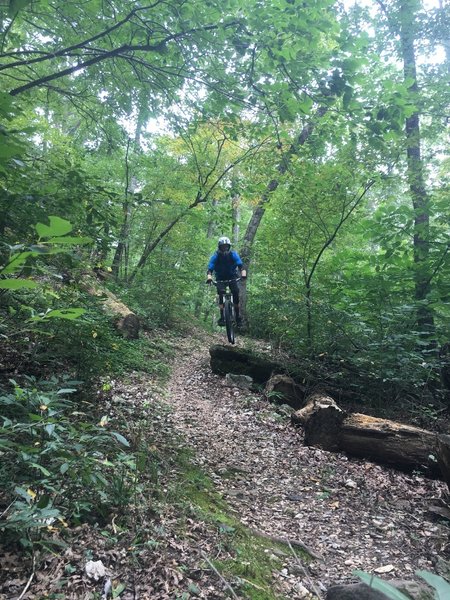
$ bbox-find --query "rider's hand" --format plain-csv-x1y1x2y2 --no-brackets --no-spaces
241,270,247,280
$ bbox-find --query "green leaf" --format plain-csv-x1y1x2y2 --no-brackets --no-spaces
298,94,313,115
30,463,52,476
112,582,126,598
32,308,85,321
8,0,32,17
45,423,56,436
0,279,38,290
187,583,201,596
14,487,33,502
37,495,51,509
111,432,130,447
416,570,450,599
35,216,73,239
60,463,69,474
353,571,411,600
1,252,33,274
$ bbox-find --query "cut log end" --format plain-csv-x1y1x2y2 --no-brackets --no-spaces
293,393,440,476
117,313,140,339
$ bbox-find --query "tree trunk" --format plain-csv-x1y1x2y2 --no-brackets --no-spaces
111,138,134,281
399,0,434,337
232,193,240,246
239,107,328,317
292,393,440,475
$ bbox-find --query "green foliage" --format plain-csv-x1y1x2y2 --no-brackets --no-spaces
47,306,172,379
0,378,136,546
1,215,91,289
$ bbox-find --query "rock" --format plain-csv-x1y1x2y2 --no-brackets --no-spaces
224,373,253,389
85,560,106,581
435,556,450,580
326,583,390,599
326,580,434,600
389,579,434,600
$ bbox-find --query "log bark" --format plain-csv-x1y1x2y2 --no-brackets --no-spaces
437,434,450,490
293,393,346,452
81,273,140,339
264,375,306,410
209,344,283,383
209,344,307,384
292,393,440,475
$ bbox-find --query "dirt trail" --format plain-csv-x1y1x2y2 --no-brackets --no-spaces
166,330,449,595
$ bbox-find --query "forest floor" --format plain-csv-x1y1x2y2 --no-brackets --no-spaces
2,326,450,599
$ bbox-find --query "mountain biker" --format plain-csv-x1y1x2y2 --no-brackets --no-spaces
206,236,247,326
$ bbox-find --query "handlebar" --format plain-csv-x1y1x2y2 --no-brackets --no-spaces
209,278,241,286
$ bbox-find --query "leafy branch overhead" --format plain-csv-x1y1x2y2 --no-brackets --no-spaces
0,216,91,291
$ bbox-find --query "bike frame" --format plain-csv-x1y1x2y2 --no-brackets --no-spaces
212,278,240,345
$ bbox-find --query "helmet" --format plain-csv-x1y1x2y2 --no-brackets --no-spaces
218,236,231,254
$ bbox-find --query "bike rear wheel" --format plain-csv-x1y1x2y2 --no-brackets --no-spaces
224,298,235,344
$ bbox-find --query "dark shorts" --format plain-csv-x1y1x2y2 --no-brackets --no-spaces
217,279,240,304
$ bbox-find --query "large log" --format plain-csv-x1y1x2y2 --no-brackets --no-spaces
437,434,450,490
292,393,440,475
81,274,140,339
209,345,284,383
264,374,307,410
209,344,310,385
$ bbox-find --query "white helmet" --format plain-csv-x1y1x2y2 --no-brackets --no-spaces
218,236,231,254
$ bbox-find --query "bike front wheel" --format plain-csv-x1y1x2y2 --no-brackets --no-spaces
224,298,235,344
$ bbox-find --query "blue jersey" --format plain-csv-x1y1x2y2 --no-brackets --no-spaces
207,250,243,281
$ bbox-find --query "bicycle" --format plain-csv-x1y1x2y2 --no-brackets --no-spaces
211,278,241,345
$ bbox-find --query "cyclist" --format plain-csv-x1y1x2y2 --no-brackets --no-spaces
206,236,247,326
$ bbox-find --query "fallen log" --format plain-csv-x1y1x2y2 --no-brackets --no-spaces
81,274,140,339
437,434,450,490
209,344,283,383
292,392,345,452
264,374,307,410
209,345,309,385
292,393,440,475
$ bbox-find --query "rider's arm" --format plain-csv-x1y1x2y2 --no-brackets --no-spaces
233,251,246,279
207,254,217,272
206,255,216,283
